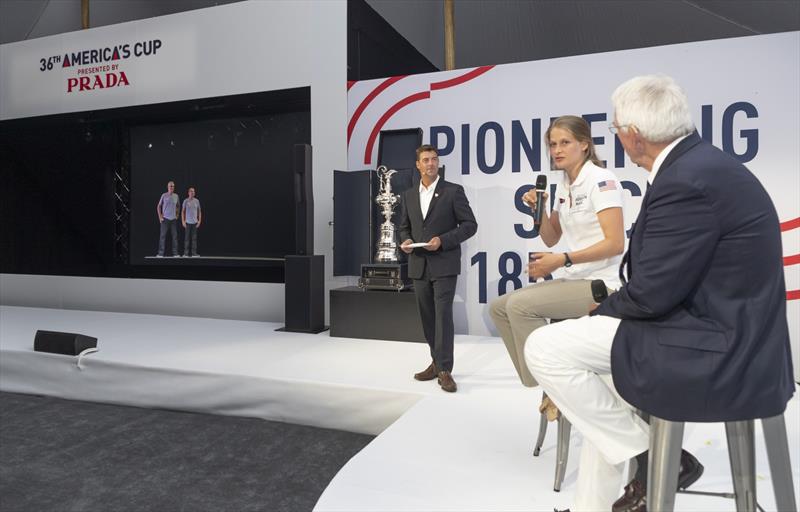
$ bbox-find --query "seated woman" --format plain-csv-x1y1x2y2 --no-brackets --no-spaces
489,115,626,415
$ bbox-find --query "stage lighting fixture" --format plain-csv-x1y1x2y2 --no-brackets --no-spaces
147,143,152,149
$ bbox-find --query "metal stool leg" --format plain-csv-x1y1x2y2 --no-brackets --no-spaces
726,420,757,512
762,414,797,512
553,416,571,491
533,409,548,456
628,410,651,482
647,417,684,512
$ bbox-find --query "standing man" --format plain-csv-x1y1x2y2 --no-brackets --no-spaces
398,144,478,393
181,187,202,257
156,181,180,257
525,75,794,511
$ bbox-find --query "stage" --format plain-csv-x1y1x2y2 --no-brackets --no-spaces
0,305,797,511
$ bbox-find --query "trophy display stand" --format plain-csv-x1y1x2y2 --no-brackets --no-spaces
359,263,410,291
329,286,425,342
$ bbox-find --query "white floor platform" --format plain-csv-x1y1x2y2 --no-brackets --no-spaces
1,306,798,511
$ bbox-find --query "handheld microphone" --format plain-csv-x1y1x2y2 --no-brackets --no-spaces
533,175,547,226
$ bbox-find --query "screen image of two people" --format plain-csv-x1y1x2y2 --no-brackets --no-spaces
156,181,202,257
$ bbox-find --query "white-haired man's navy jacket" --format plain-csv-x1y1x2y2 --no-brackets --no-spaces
595,131,794,422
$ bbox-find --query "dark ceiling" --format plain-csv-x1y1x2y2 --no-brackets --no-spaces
1,0,798,71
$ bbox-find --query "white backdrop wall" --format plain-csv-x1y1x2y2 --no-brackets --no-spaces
348,32,800,376
0,0,347,322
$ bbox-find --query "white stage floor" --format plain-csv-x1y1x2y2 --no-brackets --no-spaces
1,305,798,511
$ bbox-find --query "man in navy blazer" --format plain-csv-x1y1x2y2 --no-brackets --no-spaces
524,75,794,512
398,144,477,393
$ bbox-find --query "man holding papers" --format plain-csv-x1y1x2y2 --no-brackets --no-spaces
399,145,477,393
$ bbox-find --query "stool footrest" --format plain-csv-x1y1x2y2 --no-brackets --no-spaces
677,491,766,512
677,489,736,499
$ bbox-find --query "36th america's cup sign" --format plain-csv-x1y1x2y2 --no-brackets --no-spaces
36,39,163,93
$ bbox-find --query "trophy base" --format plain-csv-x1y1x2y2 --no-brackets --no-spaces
358,263,412,291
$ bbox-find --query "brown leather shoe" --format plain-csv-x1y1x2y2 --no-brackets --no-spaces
437,371,457,392
612,450,704,512
612,478,645,512
414,362,437,381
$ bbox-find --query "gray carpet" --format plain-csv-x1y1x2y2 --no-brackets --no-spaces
0,392,374,512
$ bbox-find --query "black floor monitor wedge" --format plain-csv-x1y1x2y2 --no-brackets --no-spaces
34,330,97,355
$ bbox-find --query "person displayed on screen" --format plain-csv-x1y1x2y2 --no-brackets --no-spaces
489,115,625,420
156,180,180,257
181,187,202,257
398,144,478,393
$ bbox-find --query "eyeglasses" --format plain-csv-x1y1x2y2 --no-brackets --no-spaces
608,123,633,135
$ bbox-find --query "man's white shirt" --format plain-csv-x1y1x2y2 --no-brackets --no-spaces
419,175,439,220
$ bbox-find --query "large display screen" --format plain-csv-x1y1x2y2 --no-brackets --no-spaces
129,113,310,264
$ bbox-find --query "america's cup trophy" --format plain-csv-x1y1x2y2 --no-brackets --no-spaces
358,165,411,291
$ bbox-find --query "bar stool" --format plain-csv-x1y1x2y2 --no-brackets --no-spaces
532,318,571,492
533,391,571,491
531,280,610,492
647,413,796,511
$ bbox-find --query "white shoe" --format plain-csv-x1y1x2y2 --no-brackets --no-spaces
192,254,200,257
156,254,163,258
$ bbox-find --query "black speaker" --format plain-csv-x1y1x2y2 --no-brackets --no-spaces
34,330,97,355
293,144,314,256
280,255,326,333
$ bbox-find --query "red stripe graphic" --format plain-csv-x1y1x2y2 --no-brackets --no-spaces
780,216,799,301
430,65,495,90
348,75,407,145
364,91,431,165
358,66,496,164
780,217,800,232
347,80,357,91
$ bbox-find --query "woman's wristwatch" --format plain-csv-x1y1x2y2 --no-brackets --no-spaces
563,252,573,268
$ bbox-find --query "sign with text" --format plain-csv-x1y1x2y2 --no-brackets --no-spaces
347,31,800,362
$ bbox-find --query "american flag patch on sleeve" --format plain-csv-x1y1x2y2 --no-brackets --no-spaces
598,180,617,192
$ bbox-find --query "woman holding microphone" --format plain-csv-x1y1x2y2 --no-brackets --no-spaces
489,115,626,415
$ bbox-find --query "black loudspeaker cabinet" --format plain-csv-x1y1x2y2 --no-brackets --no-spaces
293,143,314,256
34,330,97,355
280,255,326,333
333,169,372,276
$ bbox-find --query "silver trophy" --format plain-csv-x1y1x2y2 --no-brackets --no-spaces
374,165,400,263
358,165,411,291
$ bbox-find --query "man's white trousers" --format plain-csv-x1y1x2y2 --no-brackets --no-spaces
525,315,650,512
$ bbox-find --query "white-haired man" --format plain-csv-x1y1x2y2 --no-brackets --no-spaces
525,75,794,511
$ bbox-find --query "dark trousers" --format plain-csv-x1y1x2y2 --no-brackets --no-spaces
158,219,178,256
413,264,457,373
183,223,198,256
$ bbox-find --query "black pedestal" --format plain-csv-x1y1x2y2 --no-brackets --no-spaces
329,286,425,343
